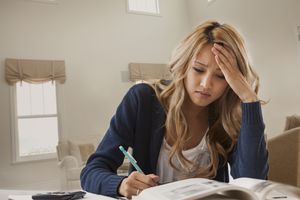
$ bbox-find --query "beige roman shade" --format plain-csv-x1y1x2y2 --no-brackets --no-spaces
129,63,171,82
5,58,66,85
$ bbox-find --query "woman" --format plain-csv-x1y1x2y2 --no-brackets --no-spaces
80,20,268,198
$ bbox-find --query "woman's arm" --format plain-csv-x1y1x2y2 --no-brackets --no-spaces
80,86,139,196
229,102,269,179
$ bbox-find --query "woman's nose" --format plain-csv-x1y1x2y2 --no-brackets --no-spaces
200,74,212,89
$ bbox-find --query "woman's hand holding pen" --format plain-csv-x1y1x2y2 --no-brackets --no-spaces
211,43,258,103
118,146,159,197
118,172,159,198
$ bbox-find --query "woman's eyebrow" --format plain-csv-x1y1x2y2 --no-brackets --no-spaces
194,60,221,71
194,60,207,66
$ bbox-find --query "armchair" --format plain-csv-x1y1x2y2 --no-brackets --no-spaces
268,115,300,187
56,140,95,190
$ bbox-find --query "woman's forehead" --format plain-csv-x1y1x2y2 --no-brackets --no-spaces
193,44,214,63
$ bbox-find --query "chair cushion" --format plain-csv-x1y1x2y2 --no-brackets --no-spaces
68,140,95,166
78,143,95,163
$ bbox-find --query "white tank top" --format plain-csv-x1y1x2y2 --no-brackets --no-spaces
156,129,210,184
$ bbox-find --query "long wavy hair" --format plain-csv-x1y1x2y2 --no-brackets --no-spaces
153,20,260,179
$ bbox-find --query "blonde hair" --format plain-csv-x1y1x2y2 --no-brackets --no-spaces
153,20,260,179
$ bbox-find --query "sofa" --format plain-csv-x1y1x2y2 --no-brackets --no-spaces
267,115,300,187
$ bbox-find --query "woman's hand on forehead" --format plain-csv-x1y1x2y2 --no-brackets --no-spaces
211,43,258,102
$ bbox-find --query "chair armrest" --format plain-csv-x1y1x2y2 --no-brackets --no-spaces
66,167,84,181
268,127,300,186
58,155,80,169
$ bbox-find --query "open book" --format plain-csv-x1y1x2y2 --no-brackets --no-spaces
132,178,300,200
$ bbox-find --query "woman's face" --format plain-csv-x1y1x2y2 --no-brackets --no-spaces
184,44,229,107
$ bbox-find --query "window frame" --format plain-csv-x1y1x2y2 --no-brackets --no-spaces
126,0,161,17
10,81,61,163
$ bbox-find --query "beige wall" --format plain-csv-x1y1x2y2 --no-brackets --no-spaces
0,0,190,189
187,0,300,136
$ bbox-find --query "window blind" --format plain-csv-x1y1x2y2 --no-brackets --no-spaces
5,58,66,85
128,63,171,82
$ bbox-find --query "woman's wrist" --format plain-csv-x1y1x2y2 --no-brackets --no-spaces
117,178,127,197
242,96,258,103
241,92,258,103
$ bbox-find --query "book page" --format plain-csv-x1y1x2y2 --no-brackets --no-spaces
133,178,257,200
230,178,266,189
230,178,300,200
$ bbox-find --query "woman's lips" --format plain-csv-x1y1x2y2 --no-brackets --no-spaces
195,91,211,97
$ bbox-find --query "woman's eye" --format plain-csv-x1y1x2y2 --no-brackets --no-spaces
216,74,225,79
193,67,205,73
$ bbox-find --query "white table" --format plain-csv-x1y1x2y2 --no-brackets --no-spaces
0,190,117,200
0,190,38,200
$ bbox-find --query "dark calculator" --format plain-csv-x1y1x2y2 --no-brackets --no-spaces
31,191,86,200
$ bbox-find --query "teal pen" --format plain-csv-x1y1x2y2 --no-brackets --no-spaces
119,145,144,174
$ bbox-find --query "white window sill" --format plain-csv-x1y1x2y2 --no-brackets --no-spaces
12,153,57,165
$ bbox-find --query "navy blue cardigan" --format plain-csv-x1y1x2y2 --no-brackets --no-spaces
80,83,268,197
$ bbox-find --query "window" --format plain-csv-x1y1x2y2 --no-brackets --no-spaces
127,0,160,16
11,81,59,163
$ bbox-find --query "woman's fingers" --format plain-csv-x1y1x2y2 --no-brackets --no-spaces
214,53,230,75
213,43,236,65
118,172,160,198
148,174,160,183
212,45,234,73
133,172,159,187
